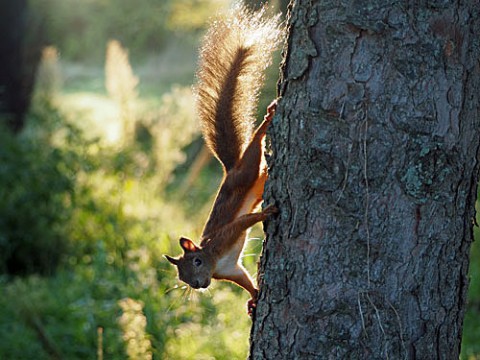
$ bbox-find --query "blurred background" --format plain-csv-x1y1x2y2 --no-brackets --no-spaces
0,0,478,359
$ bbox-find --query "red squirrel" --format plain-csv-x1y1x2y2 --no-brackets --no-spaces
164,5,281,315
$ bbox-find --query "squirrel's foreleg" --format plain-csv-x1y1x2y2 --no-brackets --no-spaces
212,205,278,247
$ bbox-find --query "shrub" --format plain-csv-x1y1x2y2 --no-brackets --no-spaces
29,0,172,62
0,105,74,275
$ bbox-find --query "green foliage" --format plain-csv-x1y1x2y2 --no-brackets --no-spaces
0,100,78,275
167,0,230,32
462,224,480,359
29,0,171,62
0,67,254,358
28,0,230,62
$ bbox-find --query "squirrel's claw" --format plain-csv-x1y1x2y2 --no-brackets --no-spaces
265,100,277,122
248,289,259,317
247,297,257,317
263,204,279,216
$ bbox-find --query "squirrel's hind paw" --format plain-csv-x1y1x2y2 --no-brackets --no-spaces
247,298,257,317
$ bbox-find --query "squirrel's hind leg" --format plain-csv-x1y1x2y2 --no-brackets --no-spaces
234,100,277,187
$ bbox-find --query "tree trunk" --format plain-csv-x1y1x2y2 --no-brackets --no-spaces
0,0,42,132
250,1,480,359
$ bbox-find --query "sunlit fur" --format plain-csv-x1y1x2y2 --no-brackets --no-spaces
165,5,281,307
195,4,282,171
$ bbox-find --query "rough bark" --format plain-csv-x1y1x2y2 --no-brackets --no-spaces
250,1,480,359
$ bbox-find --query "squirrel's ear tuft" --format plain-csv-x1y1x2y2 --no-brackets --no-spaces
164,255,179,265
179,237,199,252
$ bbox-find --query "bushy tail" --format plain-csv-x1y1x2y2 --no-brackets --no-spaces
195,4,282,171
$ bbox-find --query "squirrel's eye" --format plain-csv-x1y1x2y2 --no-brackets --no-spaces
193,258,202,267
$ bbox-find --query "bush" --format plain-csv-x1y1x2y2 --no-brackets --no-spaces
29,0,171,62
0,102,76,275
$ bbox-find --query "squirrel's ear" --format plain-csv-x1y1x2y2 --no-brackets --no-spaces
179,237,199,252
164,255,179,265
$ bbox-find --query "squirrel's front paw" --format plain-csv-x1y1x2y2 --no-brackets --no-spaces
265,100,277,122
263,204,279,217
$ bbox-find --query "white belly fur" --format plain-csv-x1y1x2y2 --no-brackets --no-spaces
236,189,260,217
215,186,261,277
215,236,245,277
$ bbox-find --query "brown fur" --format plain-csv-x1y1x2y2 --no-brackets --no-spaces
195,5,281,170
165,106,278,297
165,5,282,312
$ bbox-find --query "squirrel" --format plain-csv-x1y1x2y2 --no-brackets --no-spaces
164,4,282,315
